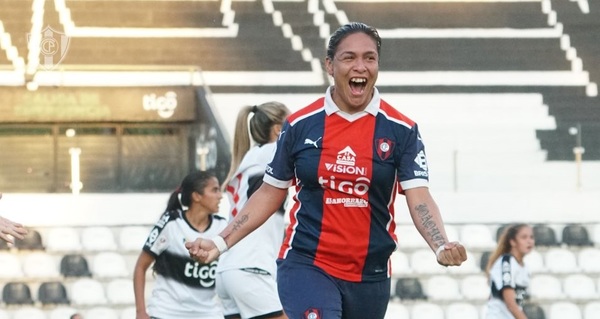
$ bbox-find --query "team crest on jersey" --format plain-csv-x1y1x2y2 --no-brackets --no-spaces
376,138,394,161
303,308,321,319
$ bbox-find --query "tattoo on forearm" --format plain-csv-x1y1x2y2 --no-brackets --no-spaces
415,203,445,247
232,214,249,233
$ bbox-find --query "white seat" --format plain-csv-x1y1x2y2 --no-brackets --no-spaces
591,224,600,246
390,251,412,276
447,250,479,274
85,307,119,319
583,301,600,319
12,307,47,319
545,247,580,273
118,225,151,251
563,274,598,300
460,274,490,301
70,278,107,306
92,251,129,279
396,224,429,249
120,307,137,319
445,224,460,242
384,301,409,319
446,302,480,319
529,274,565,300
523,249,546,273
425,275,461,301
548,301,582,319
45,227,82,252
81,226,117,251
106,278,135,305
459,224,496,250
0,309,9,319
48,307,78,319
411,302,444,319
410,249,447,274
0,252,23,278
578,247,600,273
22,252,60,279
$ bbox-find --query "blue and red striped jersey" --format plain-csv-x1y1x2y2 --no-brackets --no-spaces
264,88,430,282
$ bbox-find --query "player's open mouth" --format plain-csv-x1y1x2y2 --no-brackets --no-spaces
349,77,367,95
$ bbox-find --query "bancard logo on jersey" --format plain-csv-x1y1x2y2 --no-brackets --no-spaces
321,146,370,207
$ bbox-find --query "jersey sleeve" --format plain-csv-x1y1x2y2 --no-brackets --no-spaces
142,210,176,258
264,120,295,189
397,123,429,192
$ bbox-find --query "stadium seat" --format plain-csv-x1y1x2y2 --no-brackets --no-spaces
523,249,546,273
523,303,547,319
0,238,9,250
563,274,598,300
118,225,151,251
410,249,447,274
12,307,47,319
533,224,559,247
460,274,490,301
22,251,60,279
591,224,600,246
583,301,600,319
394,277,427,300
0,309,8,319
544,247,580,273
92,251,129,279
60,254,92,277
0,252,24,279
396,224,429,249
410,302,444,319
46,227,82,252
548,301,582,319
38,281,70,305
459,224,497,250
578,247,600,273
120,307,137,319
14,228,44,250
529,274,564,300
479,251,492,271
85,307,119,319
2,282,34,305
446,302,479,319
390,251,412,276
70,278,107,306
562,224,593,247
48,307,78,319
106,279,135,305
425,275,462,301
495,224,510,241
81,226,117,251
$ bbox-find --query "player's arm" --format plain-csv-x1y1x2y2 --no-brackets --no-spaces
133,251,154,319
186,183,287,263
404,187,466,266
501,288,528,319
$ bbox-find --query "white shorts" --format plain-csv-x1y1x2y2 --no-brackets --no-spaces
216,268,283,319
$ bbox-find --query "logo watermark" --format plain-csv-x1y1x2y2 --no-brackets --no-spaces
28,25,71,70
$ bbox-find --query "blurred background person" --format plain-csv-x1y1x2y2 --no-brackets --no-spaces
0,193,28,244
133,170,227,319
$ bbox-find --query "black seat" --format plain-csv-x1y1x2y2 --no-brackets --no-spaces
0,238,9,250
533,224,559,247
14,229,44,250
480,251,492,272
395,277,427,300
562,224,593,246
2,282,34,305
495,224,510,242
38,281,70,305
60,254,92,277
523,303,546,319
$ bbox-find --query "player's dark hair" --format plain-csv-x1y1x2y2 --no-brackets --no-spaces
326,22,381,60
166,170,217,212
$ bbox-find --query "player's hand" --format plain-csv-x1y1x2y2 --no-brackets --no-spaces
0,194,28,244
436,241,467,266
185,237,220,264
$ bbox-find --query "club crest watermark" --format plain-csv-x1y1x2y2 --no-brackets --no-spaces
28,26,71,70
